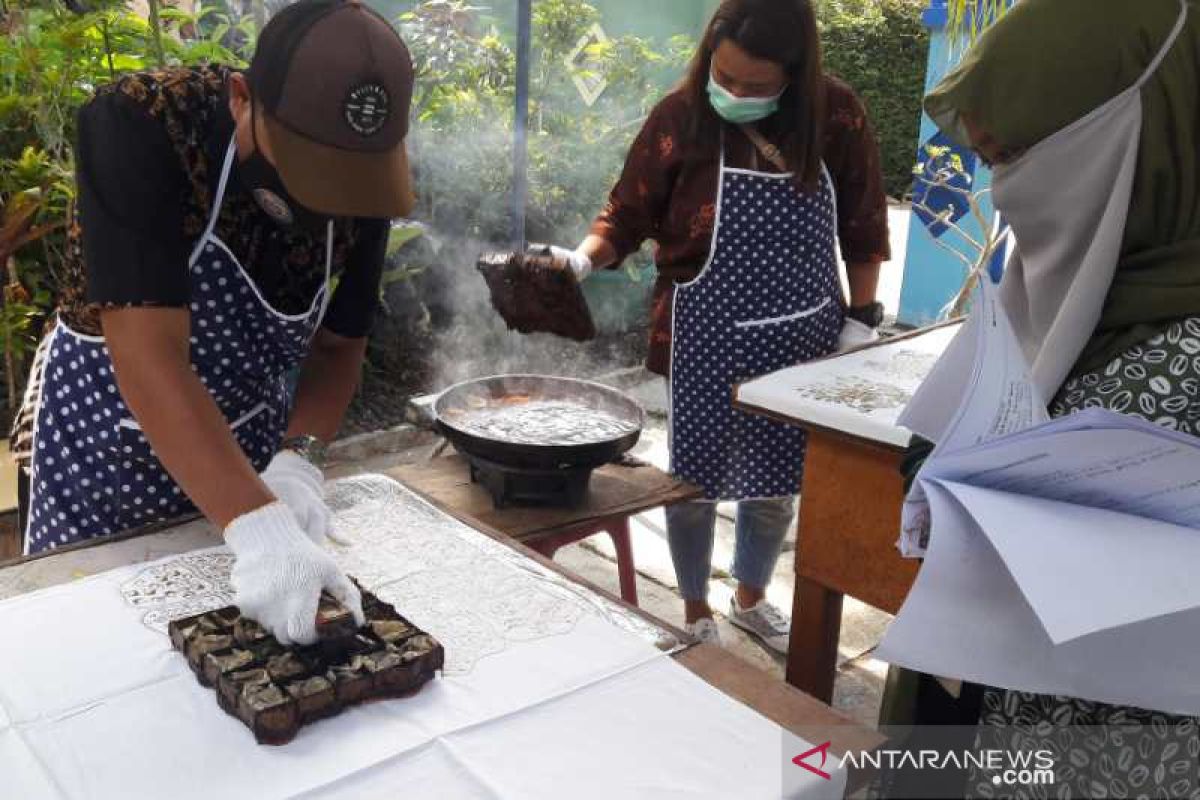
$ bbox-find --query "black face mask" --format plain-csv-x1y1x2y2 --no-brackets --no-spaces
240,104,331,236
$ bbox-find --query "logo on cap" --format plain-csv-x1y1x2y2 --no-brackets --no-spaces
344,83,390,137
252,188,295,226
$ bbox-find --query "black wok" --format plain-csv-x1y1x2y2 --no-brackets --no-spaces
434,374,645,470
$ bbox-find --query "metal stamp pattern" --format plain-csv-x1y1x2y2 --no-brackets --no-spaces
119,475,679,675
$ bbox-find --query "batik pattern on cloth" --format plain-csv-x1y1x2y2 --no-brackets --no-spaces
1050,317,1200,433
969,315,1200,799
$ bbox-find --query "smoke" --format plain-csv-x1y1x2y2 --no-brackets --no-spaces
417,234,649,392
369,0,697,395
389,119,652,393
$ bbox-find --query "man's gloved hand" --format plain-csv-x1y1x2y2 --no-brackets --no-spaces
261,450,334,545
836,318,880,352
226,502,365,646
547,245,593,283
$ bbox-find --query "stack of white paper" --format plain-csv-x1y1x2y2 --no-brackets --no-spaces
879,278,1200,716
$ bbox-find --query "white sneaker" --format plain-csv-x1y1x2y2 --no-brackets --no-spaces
685,617,722,646
728,597,790,654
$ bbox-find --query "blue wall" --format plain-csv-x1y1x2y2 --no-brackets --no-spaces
897,0,1007,327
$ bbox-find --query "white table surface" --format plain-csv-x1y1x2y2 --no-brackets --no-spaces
0,475,845,800
736,324,961,447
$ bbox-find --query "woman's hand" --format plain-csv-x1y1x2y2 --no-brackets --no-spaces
837,318,880,351
548,246,594,282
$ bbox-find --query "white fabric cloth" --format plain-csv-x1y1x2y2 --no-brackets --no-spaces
0,475,843,799
992,0,1188,399
735,324,960,447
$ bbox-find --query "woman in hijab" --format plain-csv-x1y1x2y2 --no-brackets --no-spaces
905,0,1200,794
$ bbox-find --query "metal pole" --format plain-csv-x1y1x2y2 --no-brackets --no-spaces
511,0,532,251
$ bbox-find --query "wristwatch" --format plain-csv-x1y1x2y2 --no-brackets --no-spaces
280,434,328,468
846,301,885,329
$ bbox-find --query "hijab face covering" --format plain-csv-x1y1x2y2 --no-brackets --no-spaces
923,0,1200,384
707,71,786,124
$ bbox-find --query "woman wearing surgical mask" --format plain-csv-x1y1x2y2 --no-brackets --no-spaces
895,0,1200,795
550,0,890,650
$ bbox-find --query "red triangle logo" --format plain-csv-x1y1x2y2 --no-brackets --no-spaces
793,741,833,780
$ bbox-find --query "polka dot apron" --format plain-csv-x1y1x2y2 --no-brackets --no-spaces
23,139,331,555
669,142,843,500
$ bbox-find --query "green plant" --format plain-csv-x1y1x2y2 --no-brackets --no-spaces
159,3,257,65
946,0,1014,48
0,0,254,415
818,0,930,199
911,143,1007,318
398,0,691,272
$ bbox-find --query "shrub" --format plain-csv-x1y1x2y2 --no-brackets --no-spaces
818,0,930,199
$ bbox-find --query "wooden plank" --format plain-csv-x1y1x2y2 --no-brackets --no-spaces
795,431,918,615
392,455,702,540
0,511,20,562
677,644,885,791
787,577,843,704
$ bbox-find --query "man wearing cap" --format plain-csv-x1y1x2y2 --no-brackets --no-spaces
10,0,414,644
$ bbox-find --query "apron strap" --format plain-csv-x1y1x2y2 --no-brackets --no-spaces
315,220,334,325
190,136,239,264
1135,0,1189,92
820,161,839,238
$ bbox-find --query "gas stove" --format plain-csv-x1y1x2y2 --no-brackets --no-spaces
464,453,594,509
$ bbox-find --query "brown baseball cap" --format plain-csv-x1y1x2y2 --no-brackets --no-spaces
247,0,415,218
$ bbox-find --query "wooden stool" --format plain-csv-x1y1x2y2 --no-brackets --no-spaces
393,455,702,608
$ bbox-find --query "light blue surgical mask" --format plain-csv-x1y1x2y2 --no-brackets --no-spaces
707,73,786,124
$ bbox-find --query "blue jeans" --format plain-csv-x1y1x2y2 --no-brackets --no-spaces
664,496,797,602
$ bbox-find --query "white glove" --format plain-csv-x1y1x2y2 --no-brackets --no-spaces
261,450,334,545
548,245,593,282
837,318,880,352
226,502,365,646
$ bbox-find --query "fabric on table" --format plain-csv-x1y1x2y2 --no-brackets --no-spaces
0,475,837,800
256,658,848,800
0,727,58,799
966,316,1200,797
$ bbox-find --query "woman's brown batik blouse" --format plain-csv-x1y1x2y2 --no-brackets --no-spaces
590,75,891,375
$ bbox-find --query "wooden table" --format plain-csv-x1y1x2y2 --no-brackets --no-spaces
781,424,918,703
393,454,703,606
0,467,884,793
734,324,958,704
